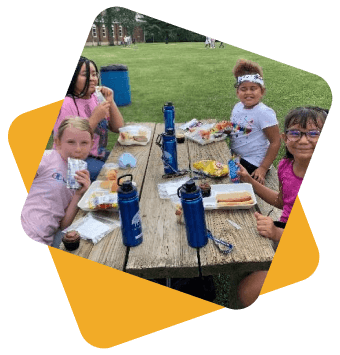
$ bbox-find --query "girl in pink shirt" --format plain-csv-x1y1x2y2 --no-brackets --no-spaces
21,117,93,246
53,56,124,181
236,106,328,307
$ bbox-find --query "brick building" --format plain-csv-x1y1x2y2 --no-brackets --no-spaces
85,23,144,46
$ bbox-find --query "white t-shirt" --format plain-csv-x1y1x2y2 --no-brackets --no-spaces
230,102,278,167
21,150,75,246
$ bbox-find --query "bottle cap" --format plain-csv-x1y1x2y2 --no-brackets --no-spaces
185,180,197,193
165,101,173,106
166,128,175,135
121,181,133,193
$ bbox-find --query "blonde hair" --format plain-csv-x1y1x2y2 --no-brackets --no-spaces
57,117,94,140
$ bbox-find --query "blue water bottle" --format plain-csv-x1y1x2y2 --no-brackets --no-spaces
117,174,143,247
177,180,208,248
157,128,178,174
163,102,175,131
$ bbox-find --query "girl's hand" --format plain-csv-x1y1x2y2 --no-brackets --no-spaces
237,163,251,183
254,212,281,242
92,101,110,122
251,167,266,185
74,169,91,196
100,86,114,102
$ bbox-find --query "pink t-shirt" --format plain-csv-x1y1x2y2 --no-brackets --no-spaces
277,158,303,223
21,150,75,245
53,94,109,158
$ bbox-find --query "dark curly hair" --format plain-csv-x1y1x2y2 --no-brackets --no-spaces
233,59,265,89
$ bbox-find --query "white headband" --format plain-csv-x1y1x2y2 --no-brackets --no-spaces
237,74,264,86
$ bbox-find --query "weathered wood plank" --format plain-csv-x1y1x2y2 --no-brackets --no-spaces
186,127,275,276
126,123,199,278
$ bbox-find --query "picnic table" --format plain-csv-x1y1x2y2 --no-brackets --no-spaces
59,120,281,308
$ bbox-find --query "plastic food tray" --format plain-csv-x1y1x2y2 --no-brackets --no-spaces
203,183,257,210
78,181,118,212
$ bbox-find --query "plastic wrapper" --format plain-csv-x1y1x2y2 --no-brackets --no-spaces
157,177,190,199
184,121,252,145
88,192,118,210
184,123,227,145
228,156,241,183
170,195,184,224
62,212,120,245
95,86,106,103
118,153,137,169
101,163,119,176
179,118,202,131
118,125,151,146
67,158,87,189
193,160,229,178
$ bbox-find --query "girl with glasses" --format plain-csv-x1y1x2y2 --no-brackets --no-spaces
236,106,327,307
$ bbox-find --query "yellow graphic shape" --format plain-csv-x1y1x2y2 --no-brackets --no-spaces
9,102,320,348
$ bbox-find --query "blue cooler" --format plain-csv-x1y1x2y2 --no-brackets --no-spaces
100,64,131,106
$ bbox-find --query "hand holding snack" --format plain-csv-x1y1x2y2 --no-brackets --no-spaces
74,169,91,196
237,163,252,183
100,86,114,102
92,101,110,122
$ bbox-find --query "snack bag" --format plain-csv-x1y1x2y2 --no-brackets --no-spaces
67,158,87,189
95,86,106,103
228,156,240,183
193,160,229,177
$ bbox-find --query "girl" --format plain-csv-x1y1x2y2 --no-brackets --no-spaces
230,59,281,185
21,117,93,247
237,106,327,307
53,56,124,181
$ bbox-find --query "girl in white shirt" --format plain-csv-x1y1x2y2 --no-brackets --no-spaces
230,59,281,185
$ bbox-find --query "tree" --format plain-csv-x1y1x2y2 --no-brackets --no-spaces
138,14,205,43
93,13,103,46
108,7,138,37
103,8,115,45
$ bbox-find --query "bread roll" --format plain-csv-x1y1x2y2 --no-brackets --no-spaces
216,191,254,206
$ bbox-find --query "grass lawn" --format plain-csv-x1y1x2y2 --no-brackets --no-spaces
80,42,331,167
51,42,332,307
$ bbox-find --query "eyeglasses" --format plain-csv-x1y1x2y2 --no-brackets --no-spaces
285,129,321,141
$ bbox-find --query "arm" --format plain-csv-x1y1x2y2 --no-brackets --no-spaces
100,86,124,133
251,124,281,185
238,164,283,209
254,212,284,242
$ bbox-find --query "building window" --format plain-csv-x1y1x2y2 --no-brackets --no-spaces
119,25,122,37
102,25,106,37
92,25,97,38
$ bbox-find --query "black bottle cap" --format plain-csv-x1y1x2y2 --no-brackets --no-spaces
121,181,133,192
185,180,197,193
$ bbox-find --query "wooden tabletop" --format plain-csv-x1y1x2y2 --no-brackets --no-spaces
59,121,276,280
